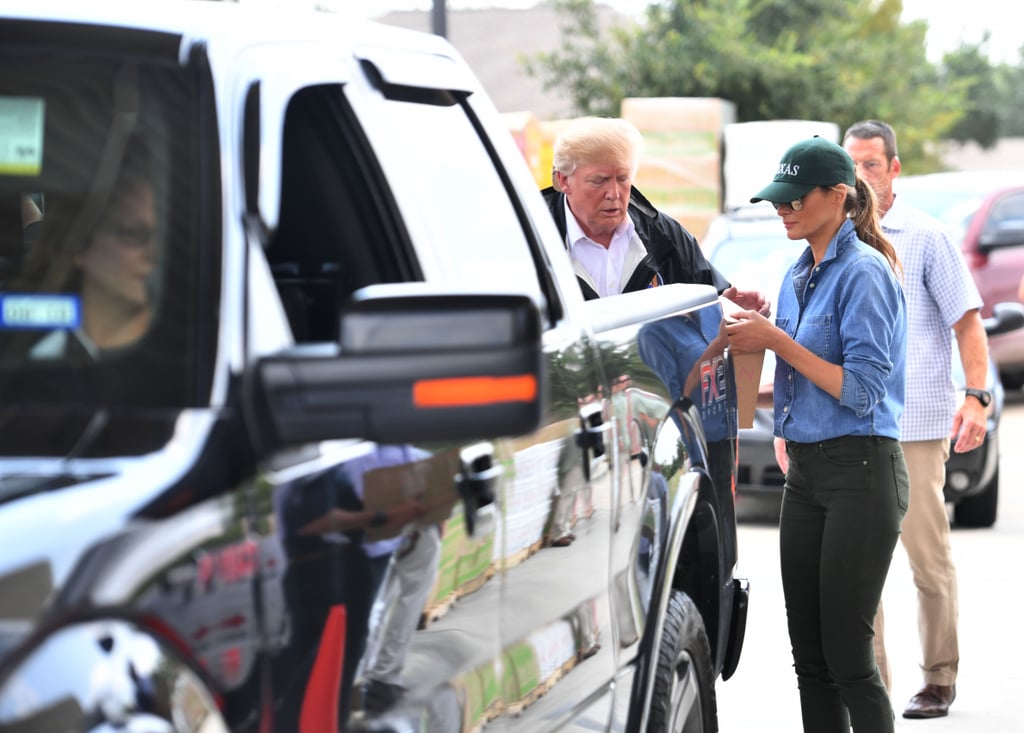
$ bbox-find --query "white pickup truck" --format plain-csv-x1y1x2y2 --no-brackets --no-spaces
0,2,747,731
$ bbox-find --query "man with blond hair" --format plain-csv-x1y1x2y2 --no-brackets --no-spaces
540,116,769,547
542,116,768,309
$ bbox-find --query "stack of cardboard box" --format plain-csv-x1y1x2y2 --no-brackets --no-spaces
621,96,736,242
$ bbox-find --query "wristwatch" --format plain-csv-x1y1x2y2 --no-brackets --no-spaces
964,387,992,407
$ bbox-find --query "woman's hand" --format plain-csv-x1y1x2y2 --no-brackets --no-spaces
722,286,771,317
773,436,789,475
724,308,776,353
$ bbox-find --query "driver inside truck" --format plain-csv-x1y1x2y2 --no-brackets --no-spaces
20,137,159,362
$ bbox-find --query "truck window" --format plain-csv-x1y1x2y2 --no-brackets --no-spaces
266,84,421,343
266,81,552,345
353,80,549,313
0,42,215,414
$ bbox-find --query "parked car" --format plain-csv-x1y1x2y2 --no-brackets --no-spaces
896,172,1024,387
0,2,748,732
704,206,1024,527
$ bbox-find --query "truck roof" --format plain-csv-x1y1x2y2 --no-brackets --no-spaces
1,0,456,59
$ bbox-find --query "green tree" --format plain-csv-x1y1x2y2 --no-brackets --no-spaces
993,48,1024,137
524,0,976,169
941,38,1001,149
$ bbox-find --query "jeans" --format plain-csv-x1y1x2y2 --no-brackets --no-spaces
781,435,909,732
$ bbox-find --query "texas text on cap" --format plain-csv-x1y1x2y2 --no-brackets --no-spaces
750,135,856,204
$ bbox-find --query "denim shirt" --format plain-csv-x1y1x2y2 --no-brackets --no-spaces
773,219,907,442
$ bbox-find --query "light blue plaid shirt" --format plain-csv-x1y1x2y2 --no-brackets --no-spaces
773,219,907,442
883,195,983,442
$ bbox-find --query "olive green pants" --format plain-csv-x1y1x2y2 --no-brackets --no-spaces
780,435,909,732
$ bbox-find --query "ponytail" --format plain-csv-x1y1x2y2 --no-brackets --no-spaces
846,178,902,279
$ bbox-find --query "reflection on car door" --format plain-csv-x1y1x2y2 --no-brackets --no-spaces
242,64,618,731
348,60,618,729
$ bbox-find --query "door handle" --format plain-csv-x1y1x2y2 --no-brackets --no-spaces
575,403,606,481
456,442,501,536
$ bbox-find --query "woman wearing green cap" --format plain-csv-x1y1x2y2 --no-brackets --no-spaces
725,136,909,732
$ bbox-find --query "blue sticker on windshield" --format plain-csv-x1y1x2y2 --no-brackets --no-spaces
0,294,81,330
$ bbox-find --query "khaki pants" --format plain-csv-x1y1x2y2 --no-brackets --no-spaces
874,438,959,692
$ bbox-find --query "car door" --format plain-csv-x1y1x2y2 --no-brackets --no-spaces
345,47,619,732
972,188,1024,376
241,45,616,732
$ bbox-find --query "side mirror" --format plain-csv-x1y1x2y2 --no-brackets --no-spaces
249,285,544,449
978,222,1024,251
983,301,1024,337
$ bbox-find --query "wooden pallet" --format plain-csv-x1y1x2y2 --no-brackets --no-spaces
419,591,456,629
502,537,543,569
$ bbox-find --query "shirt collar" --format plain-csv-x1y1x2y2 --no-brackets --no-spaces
880,192,911,232
562,196,635,247
804,218,857,268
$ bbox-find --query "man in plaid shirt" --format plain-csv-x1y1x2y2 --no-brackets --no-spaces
844,120,992,720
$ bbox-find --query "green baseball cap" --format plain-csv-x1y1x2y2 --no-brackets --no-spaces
750,135,856,204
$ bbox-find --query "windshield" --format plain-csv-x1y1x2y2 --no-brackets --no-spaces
0,26,217,456
894,188,983,242
892,173,1024,242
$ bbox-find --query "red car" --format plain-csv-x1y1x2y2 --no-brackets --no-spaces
896,172,1024,387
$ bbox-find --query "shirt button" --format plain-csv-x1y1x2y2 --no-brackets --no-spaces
783,405,789,413
809,282,816,288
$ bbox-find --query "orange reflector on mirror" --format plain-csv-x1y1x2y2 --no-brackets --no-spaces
414,375,537,407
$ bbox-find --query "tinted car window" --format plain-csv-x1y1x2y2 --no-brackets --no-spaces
265,84,420,343
0,32,217,454
984,191,1024,240
265,82,551,344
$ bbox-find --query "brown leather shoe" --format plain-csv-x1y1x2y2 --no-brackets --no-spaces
903,684,956,719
